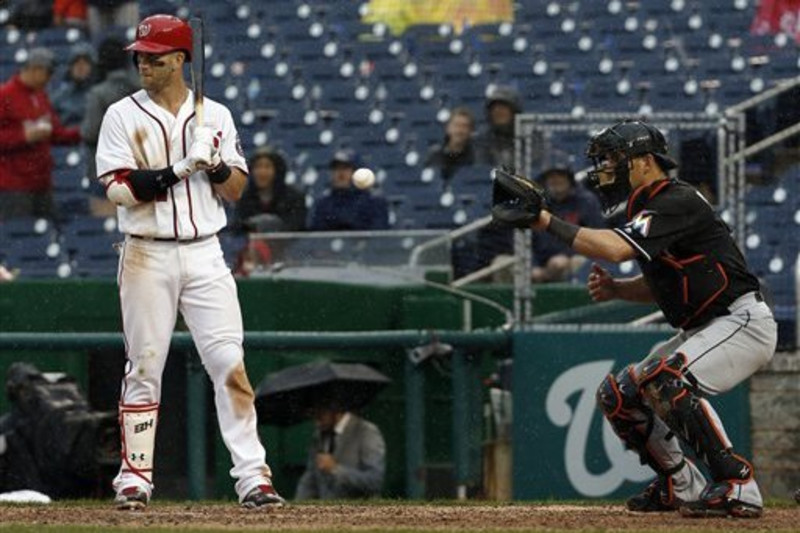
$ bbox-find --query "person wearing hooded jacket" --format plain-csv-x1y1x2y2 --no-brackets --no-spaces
472,85,524,278
234,147,307,233
81,36,139,217
50,42,96,127
474,85,521,169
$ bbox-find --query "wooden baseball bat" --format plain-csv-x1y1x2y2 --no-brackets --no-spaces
189,17,205,127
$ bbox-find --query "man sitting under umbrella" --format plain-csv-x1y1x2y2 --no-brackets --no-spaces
295,405,385,500
254,361,389,500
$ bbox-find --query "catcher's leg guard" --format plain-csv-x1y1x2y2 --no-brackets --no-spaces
597,366,705,509
638,353,755,485
597,366,663,471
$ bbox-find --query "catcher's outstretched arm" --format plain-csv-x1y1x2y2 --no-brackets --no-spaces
536,210,637,263
491,167,636,263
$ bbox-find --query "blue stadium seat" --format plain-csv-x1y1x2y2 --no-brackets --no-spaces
0,220,62,278
253,0,300,23
196,1,240,24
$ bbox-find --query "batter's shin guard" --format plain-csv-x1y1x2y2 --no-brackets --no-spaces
638,353,754,484
119,402,158,486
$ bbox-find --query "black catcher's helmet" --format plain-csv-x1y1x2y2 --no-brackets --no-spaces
586,120,677,212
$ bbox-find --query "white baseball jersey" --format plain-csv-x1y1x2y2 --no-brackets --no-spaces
95,89,247,238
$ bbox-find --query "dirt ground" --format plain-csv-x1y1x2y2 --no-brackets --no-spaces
0,503,798,531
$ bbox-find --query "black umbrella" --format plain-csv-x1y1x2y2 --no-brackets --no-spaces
254,361,391,426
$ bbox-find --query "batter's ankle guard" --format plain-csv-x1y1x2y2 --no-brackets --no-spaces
119,402,159,485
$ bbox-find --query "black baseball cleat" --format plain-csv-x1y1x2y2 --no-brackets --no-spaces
626,478,680,512
680,481,762,519
241,483,285,509
115,486,148,510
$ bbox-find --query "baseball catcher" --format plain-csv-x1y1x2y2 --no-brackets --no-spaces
492,120,776,518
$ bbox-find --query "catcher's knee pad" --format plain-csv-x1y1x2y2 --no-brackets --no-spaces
637,353,753,483
637,352,689,420
596,366,655,466
597,366,643,427
119,402,158,485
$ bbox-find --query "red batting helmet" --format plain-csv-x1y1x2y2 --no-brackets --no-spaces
125,14,192,61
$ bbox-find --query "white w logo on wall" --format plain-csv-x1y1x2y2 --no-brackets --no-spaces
545,360,652,497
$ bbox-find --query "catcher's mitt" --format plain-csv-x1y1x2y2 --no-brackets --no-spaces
490,167,548,228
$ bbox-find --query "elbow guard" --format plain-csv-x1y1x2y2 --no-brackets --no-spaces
102,173,139,207
102,166,181,205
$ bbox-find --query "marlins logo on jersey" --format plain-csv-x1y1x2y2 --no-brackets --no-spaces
624,210,654,237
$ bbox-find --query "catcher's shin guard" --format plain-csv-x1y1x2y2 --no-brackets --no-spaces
598,366,707,507
119,402,158,486
638,353,754,483
597,366,683,475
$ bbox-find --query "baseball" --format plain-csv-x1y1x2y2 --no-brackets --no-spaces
352,167,376,189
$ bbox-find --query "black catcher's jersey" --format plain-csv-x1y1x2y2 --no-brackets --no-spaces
613,178,760,330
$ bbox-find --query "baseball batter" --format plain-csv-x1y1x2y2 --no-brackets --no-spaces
95,14,283,510
491,120,777,518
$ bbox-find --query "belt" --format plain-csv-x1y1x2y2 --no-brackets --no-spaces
129,234,215,243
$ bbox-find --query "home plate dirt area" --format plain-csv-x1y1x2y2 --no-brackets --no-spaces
0,502,798,531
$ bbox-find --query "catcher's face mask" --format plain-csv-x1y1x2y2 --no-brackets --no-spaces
587,145,634,214
586,120,678,214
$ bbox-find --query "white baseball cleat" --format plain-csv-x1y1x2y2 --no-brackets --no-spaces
241,483,285,509
115,485,149,510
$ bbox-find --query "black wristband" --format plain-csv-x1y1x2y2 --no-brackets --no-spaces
127,166,180,201
207,161,232,184
546,216,580,246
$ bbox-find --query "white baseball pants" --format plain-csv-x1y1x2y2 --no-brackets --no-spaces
112,235,273,500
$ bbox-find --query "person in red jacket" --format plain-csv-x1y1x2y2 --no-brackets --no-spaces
0,48,81,220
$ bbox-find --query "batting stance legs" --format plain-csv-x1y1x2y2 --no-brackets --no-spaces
598,293,776,517
113,236,275,506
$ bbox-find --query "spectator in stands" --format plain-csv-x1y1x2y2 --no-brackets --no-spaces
53,0,88,28
233,239,274,278
475,85,521,169
0,48,81,220
295,407,386,500
51,42,96,127
234,147,307,233
87,0,139,38
81,36,139,217
424,107,477,182
531,167,606,283
309,150,389,231
471,86,524,278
